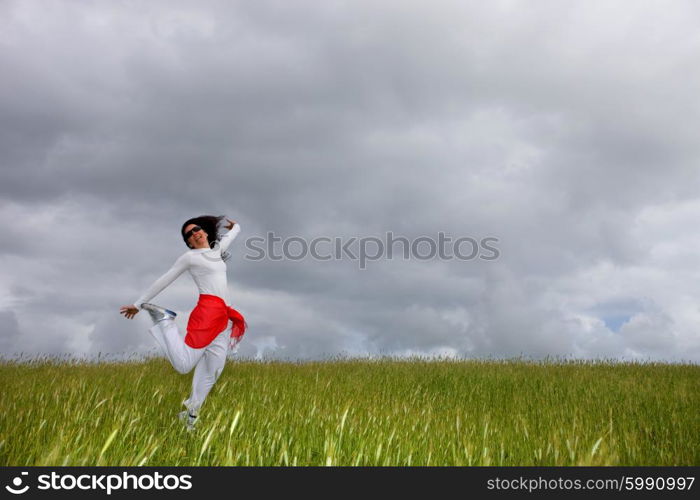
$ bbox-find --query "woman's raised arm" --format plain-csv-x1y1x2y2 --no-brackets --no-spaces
218,220,241,253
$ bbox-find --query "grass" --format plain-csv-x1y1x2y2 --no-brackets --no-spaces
0,358,697,466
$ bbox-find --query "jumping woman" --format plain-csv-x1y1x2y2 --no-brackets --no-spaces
119,215,246,430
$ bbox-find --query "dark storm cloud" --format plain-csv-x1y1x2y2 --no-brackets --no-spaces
1,0,699,361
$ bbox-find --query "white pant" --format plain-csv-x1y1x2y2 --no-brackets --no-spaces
149,319,230,414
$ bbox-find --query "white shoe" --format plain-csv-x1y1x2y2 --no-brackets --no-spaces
141,303,177,324
178,410,197,431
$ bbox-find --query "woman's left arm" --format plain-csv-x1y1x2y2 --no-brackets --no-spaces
219,219,241,252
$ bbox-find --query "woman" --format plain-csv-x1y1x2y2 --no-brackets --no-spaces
120,215,247,430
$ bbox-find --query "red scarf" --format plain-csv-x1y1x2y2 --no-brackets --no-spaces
185,294,247,348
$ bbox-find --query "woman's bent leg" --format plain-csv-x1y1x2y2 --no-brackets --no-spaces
184,328,229,414
148,319,204,374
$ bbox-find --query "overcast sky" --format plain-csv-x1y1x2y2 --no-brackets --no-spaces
1,0,699,361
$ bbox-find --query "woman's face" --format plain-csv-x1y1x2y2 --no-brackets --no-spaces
184,223,209,249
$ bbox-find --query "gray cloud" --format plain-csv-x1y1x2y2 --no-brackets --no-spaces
0,310,21,355
1,0,699,361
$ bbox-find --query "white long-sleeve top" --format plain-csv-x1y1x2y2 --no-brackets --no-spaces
133,224,241,310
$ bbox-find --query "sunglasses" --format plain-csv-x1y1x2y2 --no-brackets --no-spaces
184,226,203,240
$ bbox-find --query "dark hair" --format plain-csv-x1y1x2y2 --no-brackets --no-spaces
181,215,227,249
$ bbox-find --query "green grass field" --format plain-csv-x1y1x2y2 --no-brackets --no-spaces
0,359,697,466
